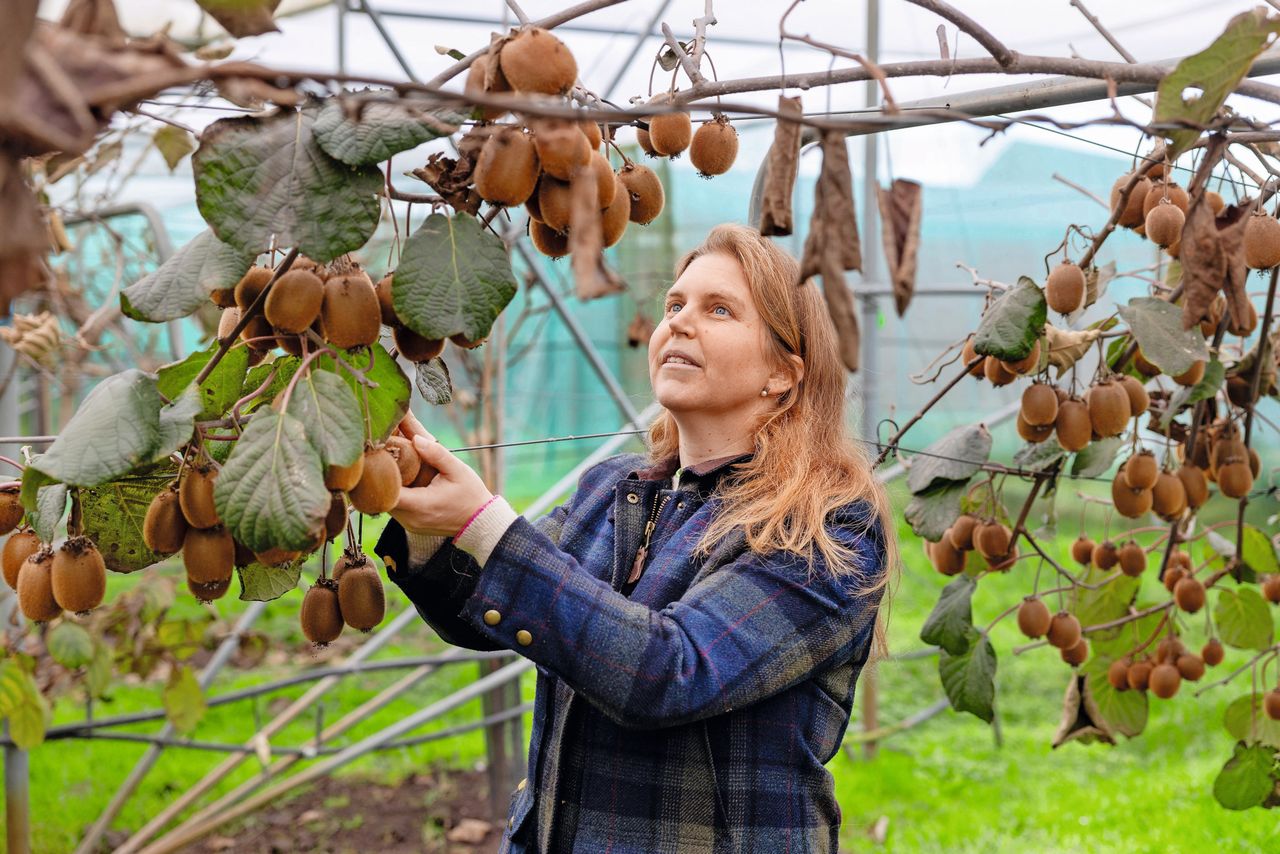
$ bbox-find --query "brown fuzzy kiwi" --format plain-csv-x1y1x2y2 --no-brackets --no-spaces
300,579,344,646
532,119,591,181
948,515,979,551
321,271,381,350
0,488,23,536
1266,690,1280,722
1117,375,1150,418
646,100,692,157
17,550,60,622
324,492,348,542
1141,182,1189,217
50,536,106,613
464,52,511,121
1202,637,1225,666
689,115,739,177
1110,175,1151,228
325,454,365,492
1046,612,1082,650
450,332,486,350
143,487,188,556
536,175,573,232
929,538,965,576
1003,339,1041,376
1151,472,1187,520
524,179,545,223
216,307,241,342
1206,190,1226,214
183,526,234,585
188,575,231,603
331,552,361,583
1054,398,1092,452
338,560,386,631
581,151,617,209
1046,262,1086,314
1092,540,1119,570
973,521,1012,560
1265,574,1280,604
1108,659,1131,691
374,274,399,327
1250,447,1262,479
1111,471,1153,518
1117,540,1146,577
1133,349,1160,377
1174,575,1206,613
1017,597,1052,639
1086,380,1131,438
530,219,570,258
255,547,301,567
984,544,1020,572
179,467,220,530
601,174,631,248
210,285,237,308
1172,359,1205,387
618,163,665,225
580,120,603,150
635,126,659,158
264,269,324,333
241,314,276,352
1148,663,1181,699
1176,653,1205,682
1016,412,1054,443
1244,212,1280,269
1217,461,1253,499
1163,566,1186,594
1060,638,1089,666
474,126,540,206
1125,451,1158,491
384,435,422,487
1021,383,1059,427
1144,200,1185,248
1126,659,1153,691
392,327,446,363
1227,301,1259,337
234,265,274,311
233,540,255,569
499,27,578,96
410,460,439,488
3,531,40,590
961,335,985,377
1175,464,1209,509
1071,536,1095,566
349,448,402,515
983,356,1017,387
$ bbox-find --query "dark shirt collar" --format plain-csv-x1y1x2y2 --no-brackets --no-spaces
630,451,754,487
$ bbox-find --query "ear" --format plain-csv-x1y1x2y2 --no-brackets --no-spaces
769,353,805,395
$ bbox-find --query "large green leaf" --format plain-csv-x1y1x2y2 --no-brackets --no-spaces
318,344,410,445
80,468,175,573
157,343,251,421
312,96,463,166
971,277,1046,362
26,370,197,490
392,213,518,341
1089,606,1164,660
285,368,364,467
1071,567,1139,630
213,409,329,553
241,356,300,415
193,102,383,263
906,423,992,495
1240,525,1280,578
1161,358,1225,428
120,230,255,322
163,664,206,735
238,559,303,601
1081,656,1148,738
1012,440,1065,473
1225,694,1280,749
938,624,996,723
0,663,47,750
1216,588,1274,651
1071,437,1122,479
47,621,94,669
1154,9,1280,159
1213,741,1278,810
904,481,967,542
29,483,67,543
153,125,195,172
920,575,976,656
1116,297,1209,377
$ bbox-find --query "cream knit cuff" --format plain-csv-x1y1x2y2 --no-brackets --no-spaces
454,496,519,567
404,531,447,567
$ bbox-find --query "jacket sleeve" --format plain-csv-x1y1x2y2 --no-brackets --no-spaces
454,502,887,729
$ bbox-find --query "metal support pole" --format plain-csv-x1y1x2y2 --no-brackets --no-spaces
603,0,674,100
4,722,30,854
336,0,347,75
358,0,421,82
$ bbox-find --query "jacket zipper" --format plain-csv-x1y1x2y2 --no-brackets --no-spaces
627,490,671,585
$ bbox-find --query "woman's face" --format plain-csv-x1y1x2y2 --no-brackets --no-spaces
648,252,778,417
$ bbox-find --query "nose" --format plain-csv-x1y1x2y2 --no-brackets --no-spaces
667,306,694,338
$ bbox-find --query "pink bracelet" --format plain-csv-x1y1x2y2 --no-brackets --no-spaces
455,496,499,540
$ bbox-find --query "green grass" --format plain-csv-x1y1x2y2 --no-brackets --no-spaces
7,488,1280,852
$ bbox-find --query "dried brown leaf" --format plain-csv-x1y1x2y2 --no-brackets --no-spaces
820,265,860,372
411,154,482,216
569,164,622,301
1179,195,1229,330
626,309,655,347
878,178,922,316
1042,323,1101,377
758,95,803,237
60,0,126,42
195,0,280,39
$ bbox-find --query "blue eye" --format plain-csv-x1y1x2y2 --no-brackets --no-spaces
668,303,682,313
713,306,730,316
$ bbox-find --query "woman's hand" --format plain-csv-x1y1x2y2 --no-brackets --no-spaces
390,411,494,537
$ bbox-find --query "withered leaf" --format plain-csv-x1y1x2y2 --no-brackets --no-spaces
60,0,126,42
877,178,922,316
626,310,655,348
821,266,860,373
411,153,482,216
799,131,861,372
569,163,623,301
1042,323,1101,377
1220,208,1253,333
758,95,803,237
0,153,51,314
1180,194,1230,330
1053,674,1116,748
195,0,281,39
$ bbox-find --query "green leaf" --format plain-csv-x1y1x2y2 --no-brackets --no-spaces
28,370,195,488
194,0,279,37
80,468,175,573
312,95,463,167
1081,656,1148,738
84,643,113,699
1206,530,1258,584
1072,437,1123,479
157,343,251,421
1216,588,1274,651
392,213,518,342
0,664,47,749
415,358,453,405
1071,567,1139,630
318,344,409,445
285,369,364,468
920,575,976,656
1213,741,1278,810
241,356,300,414
906,423,992,495
29,483,67,543
47,621,94,669
1154,9,1280,160
121,230,255,322
1225,694,1280,749
153,124,195,172
1162,357,1225,428
971,277,1047,361
193,101,383,263
938,625,996,723
237,559,303,601
213,409,328,553
163,665,206,735
1116,297,1209,377
904,481,967,542
1089,605,1164,660
1012,440,1065,473
1240,524,1280,577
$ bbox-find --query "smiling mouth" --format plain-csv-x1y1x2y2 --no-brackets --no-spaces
662,356,699,367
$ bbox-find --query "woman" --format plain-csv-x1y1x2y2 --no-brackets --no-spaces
376,223,897,853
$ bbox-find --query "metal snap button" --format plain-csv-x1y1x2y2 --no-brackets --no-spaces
483,609,502,625
626,493,639,504
516,629,533,646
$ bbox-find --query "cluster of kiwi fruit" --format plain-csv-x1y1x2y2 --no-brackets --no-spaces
299,551,386,647
1,491,108,622
926,513,1019,576
1015,596,1088,666
1186,420,1260,501
634,95,740,179
1069,533,1150,577
1105,632,1211,699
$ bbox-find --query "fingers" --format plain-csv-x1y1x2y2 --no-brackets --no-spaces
397,410,434,443
412,435,461,474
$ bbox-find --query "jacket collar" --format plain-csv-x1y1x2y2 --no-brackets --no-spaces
629,452,754,488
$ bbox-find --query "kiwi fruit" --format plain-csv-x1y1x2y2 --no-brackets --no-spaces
300,580,344,646
601,174,631,248
187,575,229,603
183,526,235,586
530,219,570,258
332,552,361,583
929,538,965,576
1163,565,1187,593
464,52,510,121
1108,659,1131,691
948,515,979,551
1017,597,1052,639
325,454,365,492
264,269,324,334
1133,349,1160,377
0,489,23,536
1266,690,1280,722
1092,540,1119,570
234,265,274,311
321,271,381,350
1086,380,1130,438
647,107,693,157
1110,175,1150,228
216,307,241,342
474,126,540,206
1202,638,1225,667
1172,359,1205,387
392,327,446,363
1070,535,1095,566
17,550,60,622
338,559,385,631
1046,612,1082,650
1156,635,1185,663
410,460,439,488
983,355,1017,387
1054,398,1092,452
1126,659,1153,691
255,547,301,567
50,536,106,613
1144,201,1184,248
374,274,399,327
618,163,665,225
1264,574,1280,604
1124,451,1158,491
179,467,220,530
1117,375,1150,418
1244,212,1280,269
635,125,659,158
349,448,402,515
1199,294,1226,338
1147,662,1180,699
234,540,255,569
1140,181,1189,217
1016,412,1054,443
319,493,347,543
1020,383,1059,427
536,175,573,232
1176,653,1205,682
240,314,276,352
1175,464,1209,509
1174,575,1205,613
1217,461,1253,498
1060,638,1089,666
984,545,1019,572
3,530,40,590
532,119,591,181
1111,471,1153,518
210,285,237,308
580,120,603,150
961,335,985,376
973,521,1012,560
1117,540,1146,577
1226,301,1258,337
384,435,422,487
499,27,578,96
1003,339,1041,376
1151,472,1188,520
689,115,739,177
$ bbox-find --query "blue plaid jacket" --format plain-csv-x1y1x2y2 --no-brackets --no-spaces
376,452,886,853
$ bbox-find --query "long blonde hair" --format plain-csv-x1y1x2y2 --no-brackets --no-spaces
647,224,899,657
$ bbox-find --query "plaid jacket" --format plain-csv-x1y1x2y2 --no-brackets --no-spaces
376,452,887,853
